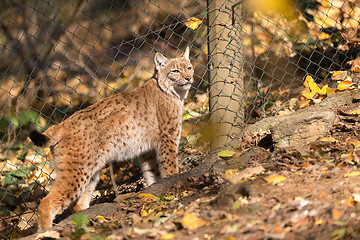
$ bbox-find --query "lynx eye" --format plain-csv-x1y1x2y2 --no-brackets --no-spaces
171,69,180,73
187,66,192,70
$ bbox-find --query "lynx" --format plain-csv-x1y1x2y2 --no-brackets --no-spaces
29,47,194,231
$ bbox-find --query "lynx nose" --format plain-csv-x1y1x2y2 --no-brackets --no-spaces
185,77,192,82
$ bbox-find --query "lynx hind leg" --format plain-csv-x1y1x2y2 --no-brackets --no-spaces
139,149,162,186
38,169,93,231
72,171,100,213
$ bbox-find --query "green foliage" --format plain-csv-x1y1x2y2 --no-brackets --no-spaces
6,110,41,128
157,194,177,205
0,109,42,142
71,214,94,239
0,164,37,217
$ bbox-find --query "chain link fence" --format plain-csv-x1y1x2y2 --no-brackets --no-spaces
0,0,359,238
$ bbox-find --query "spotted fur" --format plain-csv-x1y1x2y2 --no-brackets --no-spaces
30,47,194,231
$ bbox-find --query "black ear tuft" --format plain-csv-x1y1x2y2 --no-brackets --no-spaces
29,130,48,147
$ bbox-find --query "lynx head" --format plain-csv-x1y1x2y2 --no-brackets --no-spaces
154,47,194,100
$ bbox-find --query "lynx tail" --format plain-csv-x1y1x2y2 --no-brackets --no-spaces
29,130,49,147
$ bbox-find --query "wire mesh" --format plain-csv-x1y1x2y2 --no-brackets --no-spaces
0,0,359,238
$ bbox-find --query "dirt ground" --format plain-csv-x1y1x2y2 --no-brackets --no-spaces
20,91,360,240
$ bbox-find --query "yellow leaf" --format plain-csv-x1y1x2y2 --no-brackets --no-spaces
141,209,148,217
346,196,355,207
344,171,360,177
350,110,360,115
223,169,240,180
264,175,286,184
218,150,236,158
319,84,329,95
95,215,107,223
337,80,354,91
137,193,158,201
332,71,346,77
326,87,335,97
160,233,175,240
301,90,316,100
319,136,338,143
185,17,203,30
315,219,323,225
319,32,330,40
297,99,311,109
354,142,360,149
304,75,320,93
181,213,207,230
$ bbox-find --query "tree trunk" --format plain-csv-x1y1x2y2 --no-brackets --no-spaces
208,0,245,150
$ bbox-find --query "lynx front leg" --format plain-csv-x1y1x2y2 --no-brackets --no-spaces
139,149,161,186
157,136,179,178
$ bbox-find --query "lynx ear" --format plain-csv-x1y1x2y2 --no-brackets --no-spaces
154,52,169,69
183,47,190,61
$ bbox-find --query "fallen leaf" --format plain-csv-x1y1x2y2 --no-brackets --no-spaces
10,227,22,240
331,71,348,81
304,75,320,93
181,213,207,230
318,32,330,40
185,17,203,30
337,80,354,91
354,142,360,149
218,150,236,158
353,193,360,202
297,99,311,109
231,198,249,210
160,233,175,240
272,203,281,211
350,109,360,115
348,57,360,73
95,215,107,223
137,193,158,201
133,228,155,235
319,136,338,143
331,228,346,238
344,171,360,177
326,87,336,96
319,84,330,95
334,220,348,226
186,133,202,146
315,219,323,225
341,29,359,44
301,89,317,100
223,169,240,180
346,196,355,207
229,165,265,184
264,175,286,184
141,209,149,217
220,224,239,234
273,226,283,233
332,71,346,77
332,209,343,219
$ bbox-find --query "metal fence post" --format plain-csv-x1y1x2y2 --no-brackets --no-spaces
208,0,244,149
